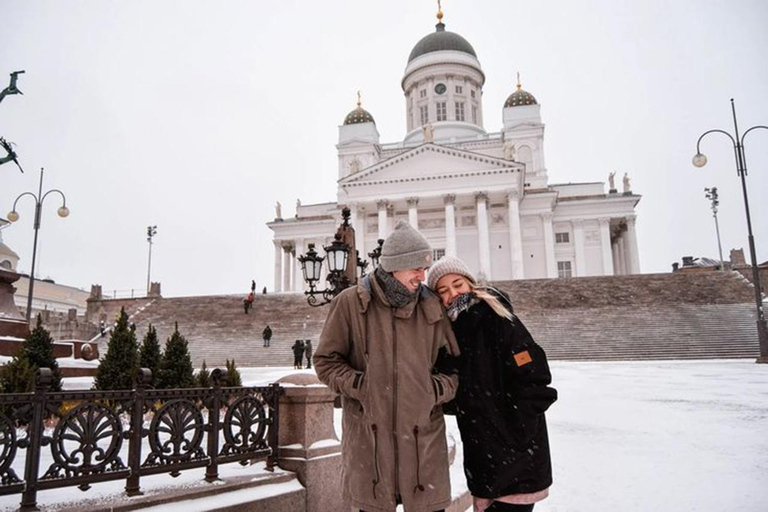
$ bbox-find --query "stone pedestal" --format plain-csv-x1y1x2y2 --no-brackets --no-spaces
0,268,29,339
276,373,343,512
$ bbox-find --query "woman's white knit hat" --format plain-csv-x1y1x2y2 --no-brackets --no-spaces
427,256,476,290
379,220,434,272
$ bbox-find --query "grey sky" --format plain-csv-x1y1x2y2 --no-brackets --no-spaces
1,0,766,297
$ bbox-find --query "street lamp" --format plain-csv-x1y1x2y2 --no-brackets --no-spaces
692,98,768,363
7,168,69,322
704,187,725,271
146,225,157,295
368,238,384,270
299,206,381,307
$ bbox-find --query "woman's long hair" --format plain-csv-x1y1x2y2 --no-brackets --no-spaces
468,281,513,321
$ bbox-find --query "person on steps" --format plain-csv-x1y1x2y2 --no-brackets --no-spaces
428,256,557,512
292,339,305,369
262,325,272,347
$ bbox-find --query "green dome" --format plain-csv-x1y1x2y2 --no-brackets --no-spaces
504,87,538,108
343,106,375,125
408,22,477,63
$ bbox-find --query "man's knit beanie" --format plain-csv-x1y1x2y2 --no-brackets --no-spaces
379,220,433,272
427,256,476,290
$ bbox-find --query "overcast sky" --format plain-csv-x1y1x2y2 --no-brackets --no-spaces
1,0,767,297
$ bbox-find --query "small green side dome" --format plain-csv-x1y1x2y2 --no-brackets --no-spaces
343,106,375,125
504,87,538,108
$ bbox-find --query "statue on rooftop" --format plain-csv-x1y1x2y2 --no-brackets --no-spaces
422,122,434,143
608,171,616,192
275,201,282,219
623,172,631,194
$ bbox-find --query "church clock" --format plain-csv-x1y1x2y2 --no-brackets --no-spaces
434,83,447,94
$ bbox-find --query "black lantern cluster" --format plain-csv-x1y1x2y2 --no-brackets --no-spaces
298,209,384,307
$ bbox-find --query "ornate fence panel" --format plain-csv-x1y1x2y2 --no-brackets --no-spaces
0,368,281,511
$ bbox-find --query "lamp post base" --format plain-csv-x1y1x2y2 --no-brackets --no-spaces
757,356,768,364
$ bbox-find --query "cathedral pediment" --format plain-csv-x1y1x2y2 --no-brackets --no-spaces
339,143,520,188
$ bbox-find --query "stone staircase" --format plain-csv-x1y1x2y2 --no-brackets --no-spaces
88,271,762,366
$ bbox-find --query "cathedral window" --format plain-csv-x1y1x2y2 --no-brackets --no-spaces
419,89,427,98
455,102,465,121
455,85,463,94
433,248,446,261
471,89,476,98
420,105,429,125
436,102,447,121
472,106,478,124
555,232,570,244
557,261,573,278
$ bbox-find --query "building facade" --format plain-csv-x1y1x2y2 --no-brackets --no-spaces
268,15,641,292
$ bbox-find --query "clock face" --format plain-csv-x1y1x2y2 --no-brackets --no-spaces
434,83,447,95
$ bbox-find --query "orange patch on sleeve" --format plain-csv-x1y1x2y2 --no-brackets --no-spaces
514,350,532,367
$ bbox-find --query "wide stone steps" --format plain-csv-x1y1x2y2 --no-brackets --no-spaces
89,271,762,367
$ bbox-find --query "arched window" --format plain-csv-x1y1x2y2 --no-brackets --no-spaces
0,260,12,269
518,145,534,169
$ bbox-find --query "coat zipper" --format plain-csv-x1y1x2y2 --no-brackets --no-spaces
412,425,425,494
371,423,380,499
391,307,400,500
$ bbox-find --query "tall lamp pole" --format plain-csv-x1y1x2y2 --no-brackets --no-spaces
7,168,70,322
146,225,157,295
693,98,768,363
703,187,725,270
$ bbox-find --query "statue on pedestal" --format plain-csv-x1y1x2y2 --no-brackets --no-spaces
623,173,631,194
503,140,516,160
422,123,434,143
275,201,282,219
608,171,617,193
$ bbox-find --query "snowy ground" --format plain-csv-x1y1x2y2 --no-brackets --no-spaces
1,360,766,511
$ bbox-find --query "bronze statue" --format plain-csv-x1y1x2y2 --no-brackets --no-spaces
0,70,25,104
0,137,23,173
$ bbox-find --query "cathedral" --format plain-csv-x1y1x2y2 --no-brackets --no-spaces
268,10,641,292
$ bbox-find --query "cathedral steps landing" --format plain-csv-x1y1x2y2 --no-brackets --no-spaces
87,271,762,367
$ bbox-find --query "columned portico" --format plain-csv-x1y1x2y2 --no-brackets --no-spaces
506,190,524,279
443,194,457,257
475,192,491,279
407,197,419,228
599,217,614,276
617,237,627,275
377,200,389,239
572,219,586,277
542,212,557,278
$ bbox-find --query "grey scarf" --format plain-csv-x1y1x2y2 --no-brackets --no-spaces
375,267,418,308
446,292,480,321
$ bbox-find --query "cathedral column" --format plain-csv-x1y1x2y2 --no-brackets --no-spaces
475,192,491,279
542,212,558,278
612,240,621,275
625,216,641,274
377,200,389,240
294,238,305,292
506,190,524,279
617,235,627,275
274,240,282,292
599,217,614,276
282,242,293,292
407,197,419,228
443,194,457,257
572,219,586,277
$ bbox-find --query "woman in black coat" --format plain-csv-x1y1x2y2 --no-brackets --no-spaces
429,256,557,512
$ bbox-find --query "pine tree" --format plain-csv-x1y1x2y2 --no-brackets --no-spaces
222,359,242,387
0,351,35,394
196,360,211,388
24,315,62,391
157,323,195,389
138,324,162,387
94,308,139,390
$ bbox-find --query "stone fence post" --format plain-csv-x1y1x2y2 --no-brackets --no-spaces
276,373,342,512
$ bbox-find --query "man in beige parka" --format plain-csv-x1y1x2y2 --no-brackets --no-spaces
314,220,460,512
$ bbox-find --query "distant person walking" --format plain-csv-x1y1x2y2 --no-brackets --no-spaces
262,325,272,348
304,340,312,369
244,292,254,314
251,279,256,293
262,286,267,294
292,340,305,369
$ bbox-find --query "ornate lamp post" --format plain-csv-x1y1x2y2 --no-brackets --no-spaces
703,187,725,270
692,98,768,363
298,207,382,307
7,168,70,322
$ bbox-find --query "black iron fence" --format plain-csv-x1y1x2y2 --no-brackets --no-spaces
0,368,281,510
